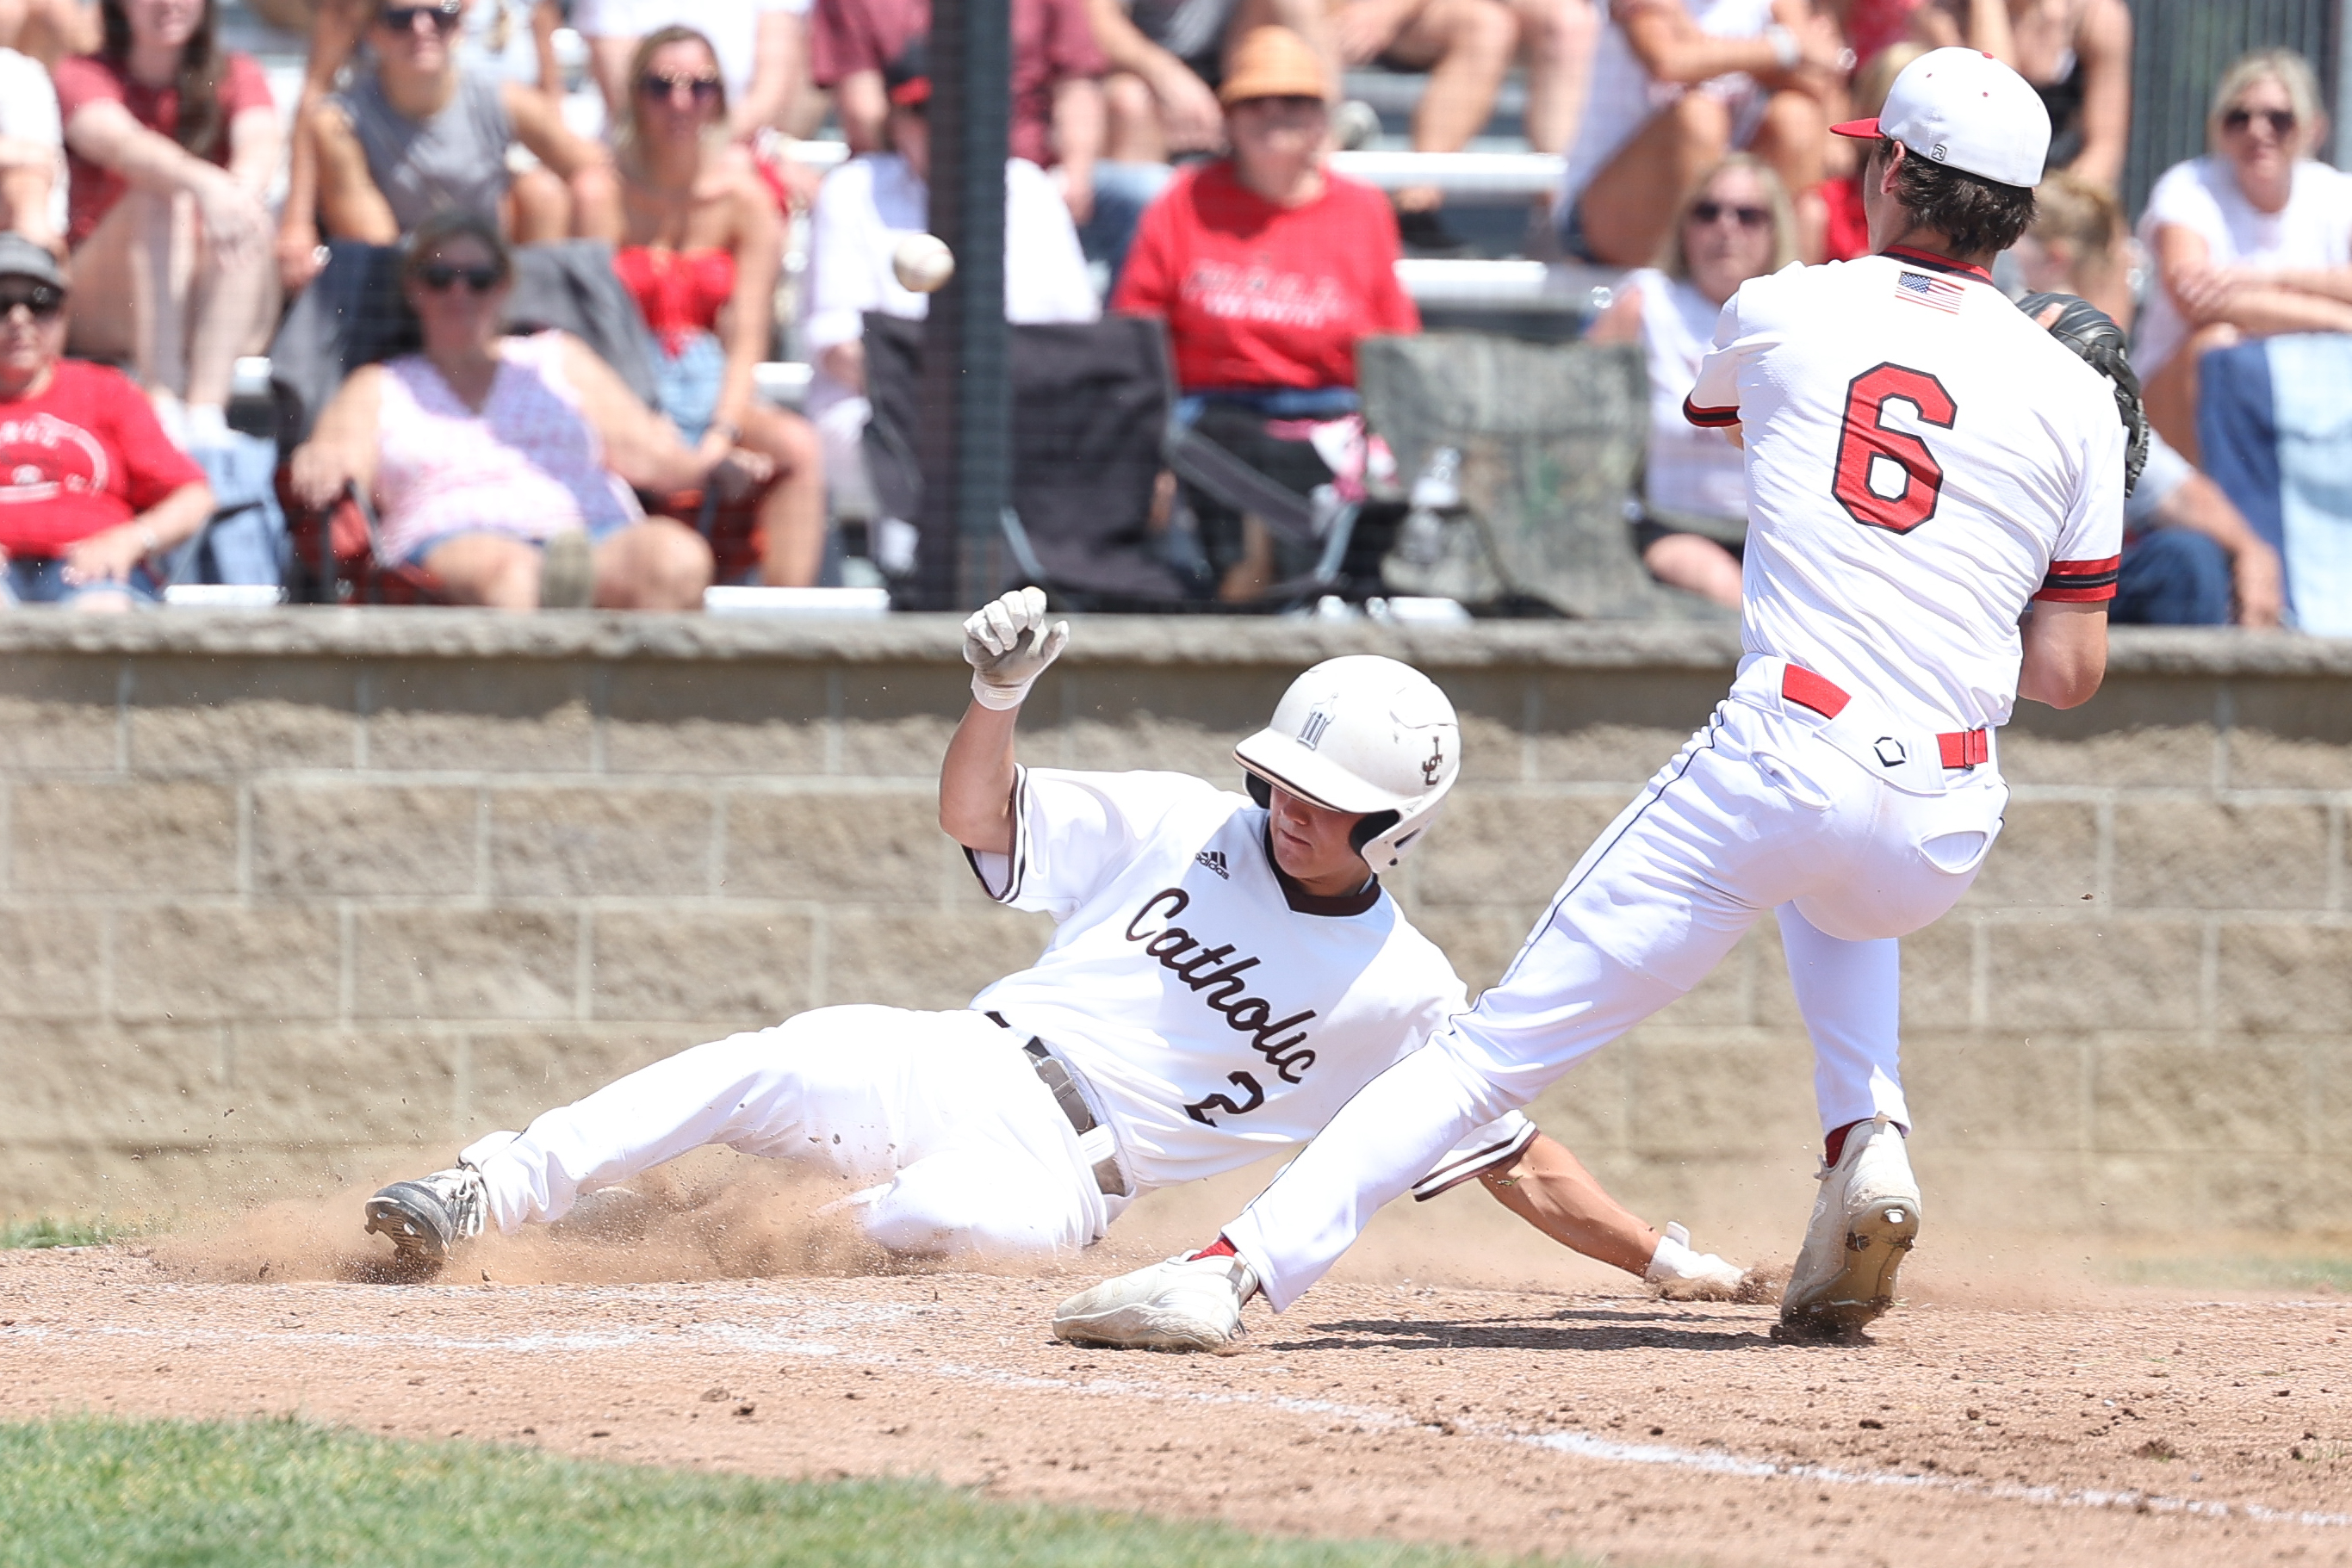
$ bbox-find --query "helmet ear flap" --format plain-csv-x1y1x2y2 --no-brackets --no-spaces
1348,809,1401,854
1244,772,1272,809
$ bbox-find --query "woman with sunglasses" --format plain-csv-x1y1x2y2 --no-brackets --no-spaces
1583,153,1797,607
307,0,619,252
289,212,732,610
2135,50,2352,462
53,0,280,449
615,25,825,586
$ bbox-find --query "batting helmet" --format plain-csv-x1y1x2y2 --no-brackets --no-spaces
1233,655,1461,878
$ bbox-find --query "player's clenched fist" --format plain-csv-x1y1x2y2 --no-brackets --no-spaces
962,586,1071,710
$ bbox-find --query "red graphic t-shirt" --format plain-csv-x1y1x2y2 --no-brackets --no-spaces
1112,162,1420,393
0,361,204,555
54,51,275,248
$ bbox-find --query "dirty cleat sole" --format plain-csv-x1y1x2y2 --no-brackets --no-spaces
1775,1199,1917,1340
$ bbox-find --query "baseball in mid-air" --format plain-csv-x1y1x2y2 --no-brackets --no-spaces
892,232,956,294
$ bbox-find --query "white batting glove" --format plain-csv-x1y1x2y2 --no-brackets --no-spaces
962,586,1070,710
1643,1221,1747,1300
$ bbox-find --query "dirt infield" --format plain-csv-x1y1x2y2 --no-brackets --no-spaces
3,1176,2348,1568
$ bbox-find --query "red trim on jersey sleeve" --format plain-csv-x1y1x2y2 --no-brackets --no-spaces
1683,394,1741,428
2034,555,2123,603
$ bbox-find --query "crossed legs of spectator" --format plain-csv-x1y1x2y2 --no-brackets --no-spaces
419,520,714,611
1337,0,1517,226
742,405,828,587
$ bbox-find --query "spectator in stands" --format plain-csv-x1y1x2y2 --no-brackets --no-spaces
1325,0,1516,248
1830,0,2005,70
617,25,827,586
810,0,1107,231
304,0,621,253
803,41,1095,534
1113,25,1417,597
1814,40,1914,260
1555,0,1844,268
56,0,280,449
2137,49,2352,464
0,39,66,255
0,0,99,67
0,233,212,609
578,0,808,144
1583,153,1792,607
2004,0,2128,189
2016,170,2282,628
288,213,731,610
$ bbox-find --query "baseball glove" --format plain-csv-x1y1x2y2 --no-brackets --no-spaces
2015,290,2150,497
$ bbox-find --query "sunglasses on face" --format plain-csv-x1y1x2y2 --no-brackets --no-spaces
414,262,501,294
377,3,463,35
638,72,723,105
0,284,65,320
1690,200,1771,229
2223,106,2297,136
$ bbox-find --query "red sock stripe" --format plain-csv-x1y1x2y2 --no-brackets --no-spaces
1191,1236,1238,1261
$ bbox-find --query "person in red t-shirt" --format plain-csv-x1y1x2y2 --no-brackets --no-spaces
1111,25,1418,598
54,0,280,448
0,235,213,609
810,0,1107,225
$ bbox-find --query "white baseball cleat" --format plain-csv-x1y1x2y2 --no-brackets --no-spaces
1052,1250,1258,1353
363,1164,488,1267
1644,1221,1748,1300
1778,1116,1920,1338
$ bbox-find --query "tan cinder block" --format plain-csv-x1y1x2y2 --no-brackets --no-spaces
1901,1031,2086,1150
2316,1044,2352,1164
490,786,716,897
2083,1153,2202,1230
1058,665,1292,780
1895,919,1975,1032
1521,1045,1632,1154
2214,925,2352,1033
126,658,357,773
588,908,816,1023
1986,920,2200,1031
459,1025,684,1132
2112,801,2330,910
11,780,237,894
252,782,479,896
1999,674,2221,788
366,661,595,772
1412,794,1619,907
1403,908,1539,996
824,908,1054,1009
2223,677,2352,789
352,908,580,1020
722,790,947,903
2091,1035,2305,1154
1428,669,1529,784
2200,1157,2323,1232
1909,1148,2090,1231
223,1024,461,1143
604,662,830,776
113,905,343,1023
1622,1026,1816,1156
0,1020,224,1144
1648,928,1755,1027
0,654,118,772
835,662,972,778
1964,800,2100,908
0,908,105,1018
1528,669,1722,783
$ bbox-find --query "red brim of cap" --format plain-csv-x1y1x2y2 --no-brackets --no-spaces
889,78,931,107
1830,116,1881,139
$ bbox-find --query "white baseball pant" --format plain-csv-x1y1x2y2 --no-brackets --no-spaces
458,1006,1112,1258
1227,657,2008,1310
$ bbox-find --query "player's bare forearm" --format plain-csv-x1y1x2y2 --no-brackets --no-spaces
2017,599,2108,709
940,700,1022,855
1478,1133,1660,1277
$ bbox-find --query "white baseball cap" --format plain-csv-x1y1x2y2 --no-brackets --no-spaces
1832,46,2051,189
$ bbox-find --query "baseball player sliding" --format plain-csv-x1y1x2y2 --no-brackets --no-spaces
363,590,1747,1300
1057,47,2138,1351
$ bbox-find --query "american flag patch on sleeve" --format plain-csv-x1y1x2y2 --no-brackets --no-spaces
1896,271,1965,313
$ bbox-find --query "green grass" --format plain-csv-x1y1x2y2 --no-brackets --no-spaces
0,1417,1548,1568
0,1216,136,1250
2106,1253,2352,1292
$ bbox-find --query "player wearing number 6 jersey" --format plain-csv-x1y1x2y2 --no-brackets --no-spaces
1059,47,2126,1350
360,589,1748,1313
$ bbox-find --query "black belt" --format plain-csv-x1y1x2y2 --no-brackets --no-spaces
988,1011,1128,1197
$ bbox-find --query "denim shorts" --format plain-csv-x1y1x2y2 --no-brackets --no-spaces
2,555,163,606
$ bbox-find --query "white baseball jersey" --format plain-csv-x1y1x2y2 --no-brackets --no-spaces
969,768,1533,1194
1685,247,2127,734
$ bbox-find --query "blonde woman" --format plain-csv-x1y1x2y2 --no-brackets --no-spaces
1584,152,1797,605
2137,49,2352,459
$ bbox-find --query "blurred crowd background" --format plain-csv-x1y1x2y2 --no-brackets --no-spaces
0,0,2343,629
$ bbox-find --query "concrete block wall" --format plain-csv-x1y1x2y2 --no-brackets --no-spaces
0,612,2345,1239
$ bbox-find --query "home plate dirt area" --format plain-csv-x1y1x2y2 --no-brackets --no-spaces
4,1240,2349,1568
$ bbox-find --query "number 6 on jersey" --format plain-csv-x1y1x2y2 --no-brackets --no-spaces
1833,363,1957,534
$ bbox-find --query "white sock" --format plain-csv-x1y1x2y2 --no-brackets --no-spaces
184,403,233,446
